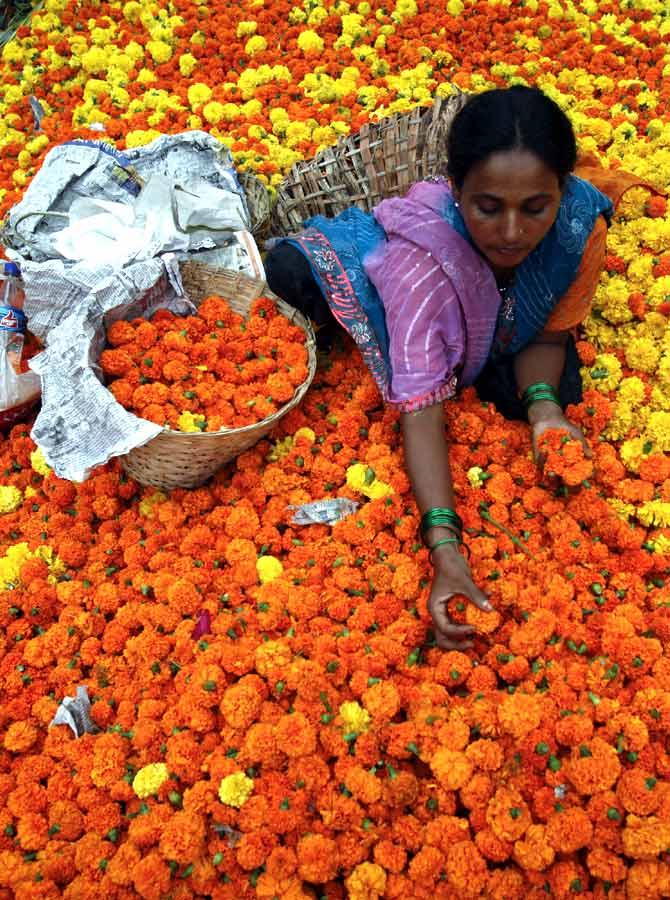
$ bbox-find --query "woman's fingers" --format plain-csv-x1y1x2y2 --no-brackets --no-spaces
469,584,494,613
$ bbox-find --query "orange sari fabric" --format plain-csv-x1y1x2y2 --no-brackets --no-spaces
544,162,653,333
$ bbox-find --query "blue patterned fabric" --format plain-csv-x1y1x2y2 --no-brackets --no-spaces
441,175,613,354
283,207,392,393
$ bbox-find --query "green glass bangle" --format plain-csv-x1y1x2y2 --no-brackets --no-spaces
428,537,461,560
420,507,463,535
522,382,561,410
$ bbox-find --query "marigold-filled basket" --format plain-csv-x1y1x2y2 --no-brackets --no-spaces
120,260,317,490
270,91,467,233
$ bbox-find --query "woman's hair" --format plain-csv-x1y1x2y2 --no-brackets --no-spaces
446,86,577,188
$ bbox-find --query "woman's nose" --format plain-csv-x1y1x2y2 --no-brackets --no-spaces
501,212,522,243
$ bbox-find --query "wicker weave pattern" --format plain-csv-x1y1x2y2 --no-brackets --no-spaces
270,92,467,234
238,170,271,240
120,260,317,490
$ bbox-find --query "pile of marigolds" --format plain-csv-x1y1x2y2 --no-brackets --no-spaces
100,294,309,432
1,0,670,895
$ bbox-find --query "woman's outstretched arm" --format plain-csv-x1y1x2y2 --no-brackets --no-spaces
401,403,494,650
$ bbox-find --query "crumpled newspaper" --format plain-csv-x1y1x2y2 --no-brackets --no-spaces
2,131,264,340
288,498,360,525
29,254,194,482
49,685,100,737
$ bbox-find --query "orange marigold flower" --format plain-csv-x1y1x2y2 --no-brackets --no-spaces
564,737,622,795
486,787,531,841
158,810,206,863
343,765,382,805
445,840,487,896
3,720,39,753
362,680,401,721
296,833,339,883
622,815,670,860
497,692,543,739
430,748,473,791
617,768,662,815
345,861,387,900
545,807,593,853
512,823,555,872
273,711,316,757
587,846,626,883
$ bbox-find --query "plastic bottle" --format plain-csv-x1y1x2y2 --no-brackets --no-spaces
0,262,27,374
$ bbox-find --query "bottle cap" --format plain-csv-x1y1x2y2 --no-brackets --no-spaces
2,262,20,277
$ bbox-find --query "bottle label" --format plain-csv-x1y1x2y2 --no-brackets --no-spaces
0,306,26,334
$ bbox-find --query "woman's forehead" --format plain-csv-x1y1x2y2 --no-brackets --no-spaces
462,149,562,198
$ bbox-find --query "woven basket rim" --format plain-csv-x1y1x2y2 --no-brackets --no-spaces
115,272,314,443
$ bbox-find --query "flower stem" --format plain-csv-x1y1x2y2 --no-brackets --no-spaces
478,505,536,560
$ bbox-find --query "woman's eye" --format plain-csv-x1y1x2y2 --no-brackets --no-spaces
524,205,548,216
477,204,499,216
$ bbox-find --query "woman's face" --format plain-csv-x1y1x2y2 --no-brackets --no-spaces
452,148,563,276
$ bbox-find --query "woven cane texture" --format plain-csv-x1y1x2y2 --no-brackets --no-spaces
270,92,467,234
120,260,317,490
238,169,271,240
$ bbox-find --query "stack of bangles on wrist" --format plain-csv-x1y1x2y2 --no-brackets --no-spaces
521,381,561,412
420,507,464,560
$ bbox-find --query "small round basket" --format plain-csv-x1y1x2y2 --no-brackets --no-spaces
120,260,317,491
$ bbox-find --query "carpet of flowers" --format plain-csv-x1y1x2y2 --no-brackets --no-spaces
1,0,670,897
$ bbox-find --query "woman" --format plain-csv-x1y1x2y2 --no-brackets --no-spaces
265,86,640,650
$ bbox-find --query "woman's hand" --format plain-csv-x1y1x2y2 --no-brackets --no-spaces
428,542,495,650
528,400,592,467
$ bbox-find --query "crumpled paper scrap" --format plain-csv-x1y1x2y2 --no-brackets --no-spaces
288,498,359,525
49,685,100,737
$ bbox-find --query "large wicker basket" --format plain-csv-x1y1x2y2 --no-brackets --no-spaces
120,260,317,491
270,91,467,234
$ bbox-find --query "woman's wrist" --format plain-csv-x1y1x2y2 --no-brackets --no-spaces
527,398,564,426
429,538,462,568
423,523,461,546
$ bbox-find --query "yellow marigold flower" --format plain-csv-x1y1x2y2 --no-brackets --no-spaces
123,0,141,22
30,447,51,477
297,29,324,52
132,763,169,799
618,376,646,404
345,862,387,900
345,462,392,498
625,337,660,374
607,498,635,521
647,534,670,555
245,35,267,55
339,701,371,735
218,772,254,808
81,46,109,74
447,0,464,12
294,427,316,444
178,52,197,76
177,410,206,433
187,82,212,108
125,129,162,148
582,353,622,393
146,40,172,64
236,20,257,36
136,68,157,84
467,466,486,487
619,437,649,472
256,555,283,584
0,486,23,515
644,411,670,453
202,101,226,124
138,491,167,518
